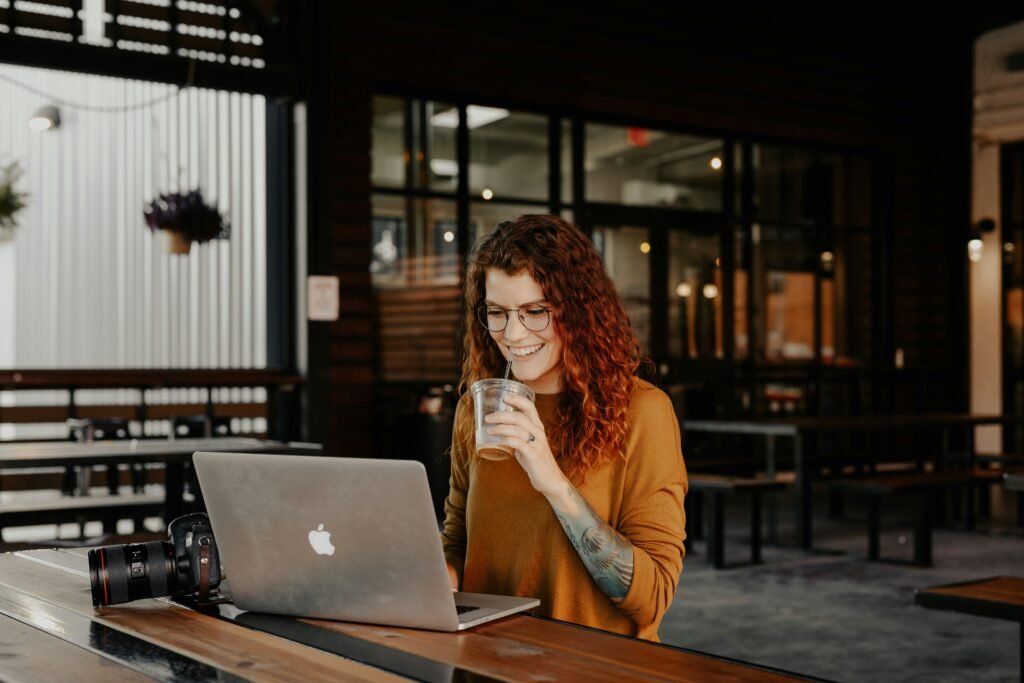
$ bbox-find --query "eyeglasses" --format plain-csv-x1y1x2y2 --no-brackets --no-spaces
476,303,554,333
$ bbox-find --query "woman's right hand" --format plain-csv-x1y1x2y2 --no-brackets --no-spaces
446,561,460,591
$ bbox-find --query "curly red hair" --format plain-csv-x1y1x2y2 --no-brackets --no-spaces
458,215,641,477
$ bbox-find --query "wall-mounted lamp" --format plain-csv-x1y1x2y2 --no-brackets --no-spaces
28,105,61,131
967,239,983,263
968,218,996,263
820,250,835,272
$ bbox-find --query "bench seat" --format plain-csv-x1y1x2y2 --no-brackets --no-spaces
686,474,788,569
834,468,1003,566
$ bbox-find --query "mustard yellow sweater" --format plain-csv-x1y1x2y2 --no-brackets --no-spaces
441,379,687,642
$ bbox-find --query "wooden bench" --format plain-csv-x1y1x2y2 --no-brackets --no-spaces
822,458,920,520
975,454,1024,525
0,492,164,541
834,468,1004,566
685,474,788,569
682,457,765,475
975,453,1024,469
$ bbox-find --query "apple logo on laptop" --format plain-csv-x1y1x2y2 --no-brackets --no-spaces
308,523,336,556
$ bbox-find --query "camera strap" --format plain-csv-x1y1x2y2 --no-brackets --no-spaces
197,541,211,602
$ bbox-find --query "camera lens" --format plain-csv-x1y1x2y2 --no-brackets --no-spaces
88,541,177,607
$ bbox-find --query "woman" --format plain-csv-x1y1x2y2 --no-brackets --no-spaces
441,214,687,642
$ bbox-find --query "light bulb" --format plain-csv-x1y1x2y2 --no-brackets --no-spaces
967,239,983,263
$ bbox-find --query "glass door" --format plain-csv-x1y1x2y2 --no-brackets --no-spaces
1002,142,1024,452
591,224,653,353
586,205,729,383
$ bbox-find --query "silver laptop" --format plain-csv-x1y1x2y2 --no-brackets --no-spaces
192,451,539,631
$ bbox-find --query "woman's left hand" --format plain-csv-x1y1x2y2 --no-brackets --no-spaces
485,394,568,496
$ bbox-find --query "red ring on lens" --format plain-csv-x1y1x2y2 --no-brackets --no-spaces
100,548,109,606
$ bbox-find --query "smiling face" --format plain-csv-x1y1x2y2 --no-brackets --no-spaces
483,269,563,394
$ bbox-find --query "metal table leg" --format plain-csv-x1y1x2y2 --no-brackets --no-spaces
766,434,777,544
794,435,812,550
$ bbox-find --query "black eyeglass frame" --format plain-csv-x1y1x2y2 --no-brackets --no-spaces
475,303,555,333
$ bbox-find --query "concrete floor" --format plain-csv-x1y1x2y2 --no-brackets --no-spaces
660,488,1023,682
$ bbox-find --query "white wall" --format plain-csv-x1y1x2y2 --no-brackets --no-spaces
0,241,13,366
970,20,1024,453
0,64,268,370
970,142,1002,453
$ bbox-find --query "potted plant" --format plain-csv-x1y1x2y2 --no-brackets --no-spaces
143,189,230,254
0,161,28,243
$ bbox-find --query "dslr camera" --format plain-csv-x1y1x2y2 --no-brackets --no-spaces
88,513,223,607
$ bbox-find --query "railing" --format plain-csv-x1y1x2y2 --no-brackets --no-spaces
0,368,302,441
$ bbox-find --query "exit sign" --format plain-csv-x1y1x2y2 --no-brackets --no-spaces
627,127,649,147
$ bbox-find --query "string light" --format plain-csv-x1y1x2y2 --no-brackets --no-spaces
0,69,182,113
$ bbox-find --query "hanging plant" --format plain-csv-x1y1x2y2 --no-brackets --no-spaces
0,161,29,243
143,189,230,254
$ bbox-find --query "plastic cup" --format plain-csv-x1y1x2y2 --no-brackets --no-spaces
471,378,536,461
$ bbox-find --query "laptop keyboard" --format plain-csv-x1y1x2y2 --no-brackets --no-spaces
455,604,480,615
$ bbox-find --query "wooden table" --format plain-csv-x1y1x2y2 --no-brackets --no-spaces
914,576,1024,682
684,414,1021,550
0,549,827,682
0,437,323,521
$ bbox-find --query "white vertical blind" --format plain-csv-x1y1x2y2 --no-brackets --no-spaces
0,64,267,369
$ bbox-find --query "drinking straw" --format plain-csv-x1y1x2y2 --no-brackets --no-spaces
504,358,512,380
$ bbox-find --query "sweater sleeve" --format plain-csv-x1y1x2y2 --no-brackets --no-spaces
441,399,472,570
615,384,688,629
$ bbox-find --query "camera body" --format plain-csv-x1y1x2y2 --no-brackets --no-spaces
88,513,223,607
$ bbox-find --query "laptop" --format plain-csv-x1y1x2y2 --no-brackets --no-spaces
192,451,539,631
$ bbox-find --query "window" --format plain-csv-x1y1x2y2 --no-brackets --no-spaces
748,145,873,367
370,96,557,382
668,230,722,359
370,96,879,415
586,124,723,210
593,225,651,352
469,108,548,202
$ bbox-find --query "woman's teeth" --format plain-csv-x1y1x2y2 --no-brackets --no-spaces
509,344,544,358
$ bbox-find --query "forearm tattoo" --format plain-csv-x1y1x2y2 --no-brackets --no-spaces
553,485,634,603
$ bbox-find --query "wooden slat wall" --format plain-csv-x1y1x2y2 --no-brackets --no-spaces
321,66,374,456
377,286,460,382
310,4,979,455
886,38,972,412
